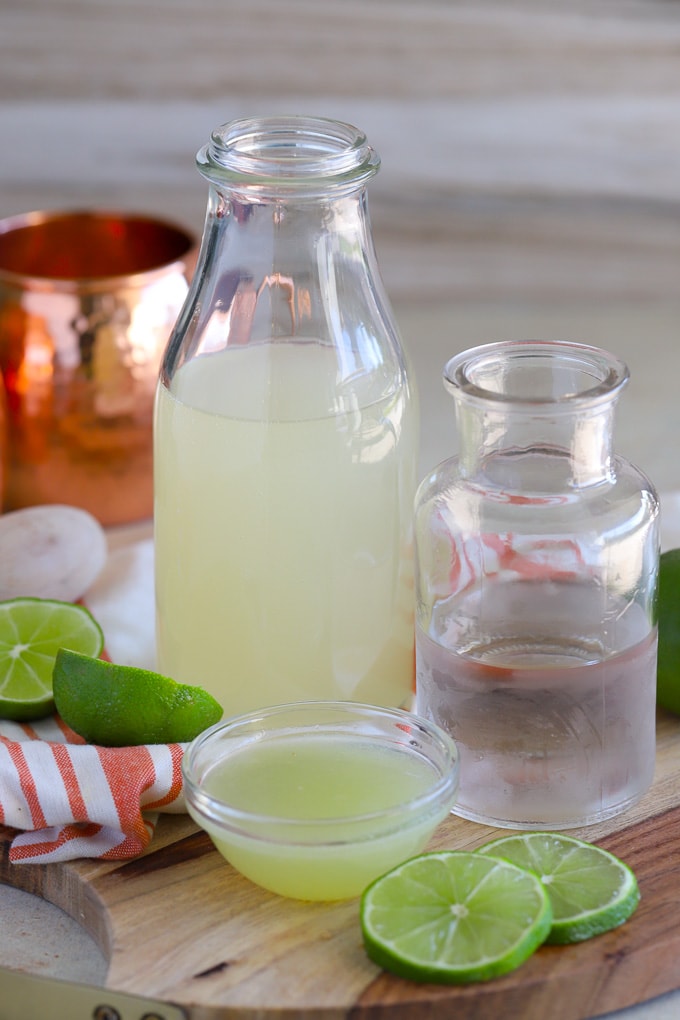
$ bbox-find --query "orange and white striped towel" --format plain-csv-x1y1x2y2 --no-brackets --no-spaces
0,536,190,864
0,714,185,864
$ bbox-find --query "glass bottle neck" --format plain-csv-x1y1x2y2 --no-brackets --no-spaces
161,115,408,407
193,179,378,346
191,115,383,346
446,341,628,492
204,178,372,239
455,401,618,490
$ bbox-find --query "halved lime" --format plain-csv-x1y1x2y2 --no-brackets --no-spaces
0,597,104,721
52,648,223,746
360,850,552,983
478,832,639,944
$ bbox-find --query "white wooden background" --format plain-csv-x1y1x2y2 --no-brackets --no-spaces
3,0,680,487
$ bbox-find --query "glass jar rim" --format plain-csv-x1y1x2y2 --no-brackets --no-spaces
444,340,629,409
197,115,380,195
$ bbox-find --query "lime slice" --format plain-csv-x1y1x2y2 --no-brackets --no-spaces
52,648,223,746
656,548,680,715
0,597,104,721
360,850,552,983
478,832,639,944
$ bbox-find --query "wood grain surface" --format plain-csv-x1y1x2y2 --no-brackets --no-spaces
1,709,678,1019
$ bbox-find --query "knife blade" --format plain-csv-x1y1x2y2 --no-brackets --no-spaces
0,966,187,1020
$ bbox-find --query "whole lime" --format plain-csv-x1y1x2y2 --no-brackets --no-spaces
657,548,680,715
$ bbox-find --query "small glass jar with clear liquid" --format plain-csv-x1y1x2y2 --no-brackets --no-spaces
154,116,417,717
414,341,659,829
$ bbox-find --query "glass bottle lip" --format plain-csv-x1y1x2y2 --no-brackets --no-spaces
444,340,629,410
196,115,380,196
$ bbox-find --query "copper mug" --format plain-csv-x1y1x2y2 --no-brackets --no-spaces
0,369,7,509
0,210,195,526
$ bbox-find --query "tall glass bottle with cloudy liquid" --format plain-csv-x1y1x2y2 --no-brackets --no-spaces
154,116,417,716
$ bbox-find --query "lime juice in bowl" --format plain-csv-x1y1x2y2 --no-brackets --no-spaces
181,702,459,901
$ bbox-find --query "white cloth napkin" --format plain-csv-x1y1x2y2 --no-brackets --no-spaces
84,535,156,669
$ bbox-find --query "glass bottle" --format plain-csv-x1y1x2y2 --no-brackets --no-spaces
154,116,417,717
414,340,659,829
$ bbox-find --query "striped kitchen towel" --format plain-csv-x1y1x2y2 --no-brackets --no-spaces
0,714,186,864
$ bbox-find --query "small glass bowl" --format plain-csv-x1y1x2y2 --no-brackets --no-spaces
182,701,459,901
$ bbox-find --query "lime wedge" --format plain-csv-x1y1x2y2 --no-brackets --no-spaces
360,850,552,983
0,597,104,721
52,648,223,746
478,832,639,944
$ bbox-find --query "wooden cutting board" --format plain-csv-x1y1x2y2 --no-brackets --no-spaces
2,709,679,1020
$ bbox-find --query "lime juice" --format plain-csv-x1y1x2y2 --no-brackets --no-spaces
154,340,416,716
187,732,453,901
